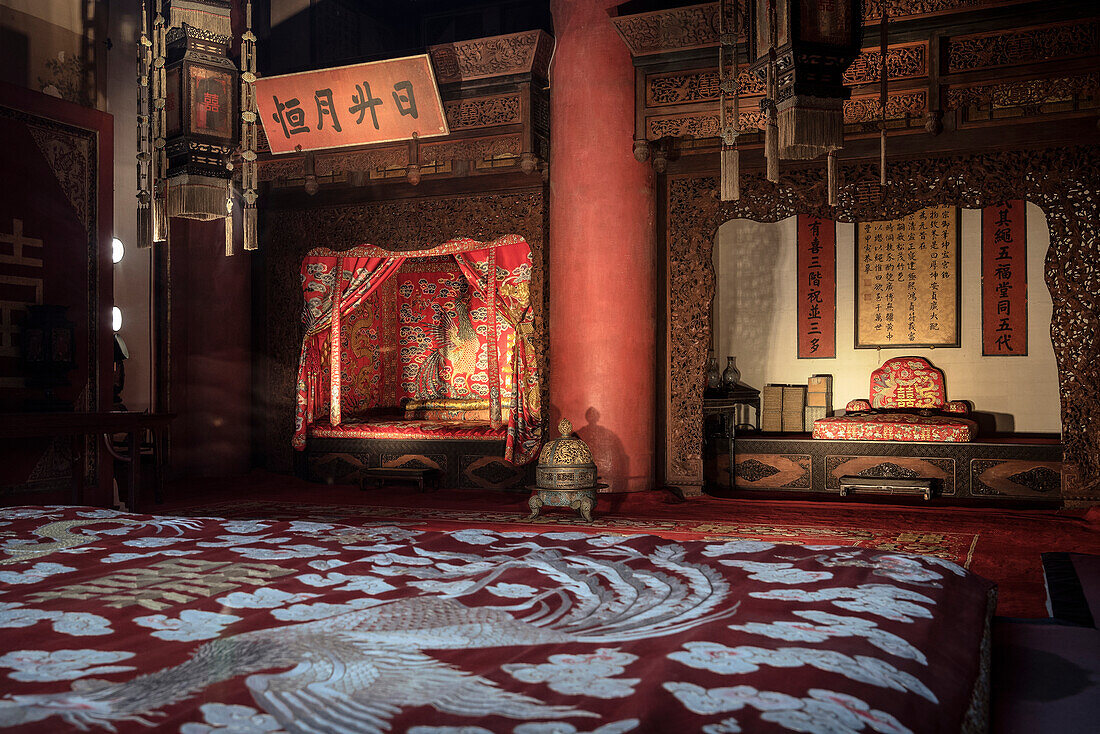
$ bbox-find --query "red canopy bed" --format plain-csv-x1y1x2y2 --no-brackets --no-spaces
294,235,542,489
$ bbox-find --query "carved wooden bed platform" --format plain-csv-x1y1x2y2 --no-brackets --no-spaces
714,434,1063,503
294,235,541,490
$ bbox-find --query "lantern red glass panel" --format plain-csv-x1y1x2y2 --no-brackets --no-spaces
163,1,237,222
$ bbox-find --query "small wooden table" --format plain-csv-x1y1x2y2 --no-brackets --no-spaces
703,383,762,434
359,466,438,493
0,411,175,511
704,384,761,490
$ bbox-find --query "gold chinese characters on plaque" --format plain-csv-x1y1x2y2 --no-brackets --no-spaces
855,205,960,348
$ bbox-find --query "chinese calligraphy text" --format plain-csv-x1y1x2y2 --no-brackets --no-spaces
982,201,1028,356
254,55,448,155
856,206,960,348
797,216,837,359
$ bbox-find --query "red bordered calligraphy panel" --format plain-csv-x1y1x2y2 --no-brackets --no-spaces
796,215,836,359
982,200,1028,356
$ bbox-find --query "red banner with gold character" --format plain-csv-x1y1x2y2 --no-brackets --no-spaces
981,201,1028,356
255,55,448,154
796,215,836,358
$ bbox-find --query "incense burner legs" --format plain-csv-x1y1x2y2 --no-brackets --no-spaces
527,487,597,522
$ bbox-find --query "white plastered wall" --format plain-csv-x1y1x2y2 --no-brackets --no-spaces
712,203,1061,433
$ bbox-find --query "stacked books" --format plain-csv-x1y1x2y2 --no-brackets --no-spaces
762,378,833,433
804,374,833,428
782,385,807,432
762,384,784,432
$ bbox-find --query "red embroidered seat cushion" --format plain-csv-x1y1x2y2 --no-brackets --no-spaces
308,419,505,441
812,357,975,442
869,357,949,409
812,412,977,442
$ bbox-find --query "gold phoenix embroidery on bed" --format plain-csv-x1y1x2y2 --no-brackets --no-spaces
403,398,492,410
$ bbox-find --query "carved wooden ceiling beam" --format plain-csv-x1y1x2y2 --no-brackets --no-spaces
611,1,1042,57
429,30,553,86
619,2,1099,168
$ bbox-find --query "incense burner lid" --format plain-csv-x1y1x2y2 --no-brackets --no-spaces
535,419,598,490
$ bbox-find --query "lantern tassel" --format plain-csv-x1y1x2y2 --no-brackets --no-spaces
137,204,152,249
244,206,258,251
152,181,168,243
718,0,740,201
766,118,780,183
764,1,779,183
828,150,838,207
225,198,235,256
166,175,231,220
880,130,888,187
778,102,844,161
721,145,740,201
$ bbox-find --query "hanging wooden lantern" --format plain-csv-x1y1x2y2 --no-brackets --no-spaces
140,0,259,253
163,1,236,221
748,0,862,161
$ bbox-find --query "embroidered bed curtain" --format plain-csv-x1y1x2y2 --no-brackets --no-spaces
293,235,541,465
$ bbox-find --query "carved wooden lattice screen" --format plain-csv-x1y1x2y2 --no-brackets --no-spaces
664,146,1100,502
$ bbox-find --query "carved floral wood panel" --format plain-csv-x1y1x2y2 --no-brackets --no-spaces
666,146,1100,501
644,44,926,109
429,30,553,84
946,18,1100,72
613,1,1033,56
645,89,925,140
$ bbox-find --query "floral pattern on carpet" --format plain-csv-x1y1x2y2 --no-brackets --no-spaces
0,507,992,733
164,501,980,567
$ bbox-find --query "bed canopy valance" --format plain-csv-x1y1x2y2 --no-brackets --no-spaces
293,234,541,465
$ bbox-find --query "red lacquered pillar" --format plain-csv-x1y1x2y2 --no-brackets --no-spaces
549,0,656,492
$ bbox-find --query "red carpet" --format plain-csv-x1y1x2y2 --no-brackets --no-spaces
159,472,1100,618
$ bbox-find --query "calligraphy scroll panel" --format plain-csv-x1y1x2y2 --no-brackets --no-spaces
796,215,836,359
255,55,448,154
982,201,1028,356
856,206,960,348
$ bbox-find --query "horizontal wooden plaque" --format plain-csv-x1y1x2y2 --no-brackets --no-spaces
255,55,449,155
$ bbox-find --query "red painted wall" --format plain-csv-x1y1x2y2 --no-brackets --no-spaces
549,0,657,492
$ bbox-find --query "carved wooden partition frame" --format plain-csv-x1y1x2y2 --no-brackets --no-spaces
257,188,549,473
663,145,1100,502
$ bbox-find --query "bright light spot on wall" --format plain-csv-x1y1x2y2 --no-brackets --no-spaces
112,306,122,332
112,237,124,263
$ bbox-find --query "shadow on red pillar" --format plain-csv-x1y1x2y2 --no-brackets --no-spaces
549,0,656,493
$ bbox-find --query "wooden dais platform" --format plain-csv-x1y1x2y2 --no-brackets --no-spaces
710,434,1063,503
